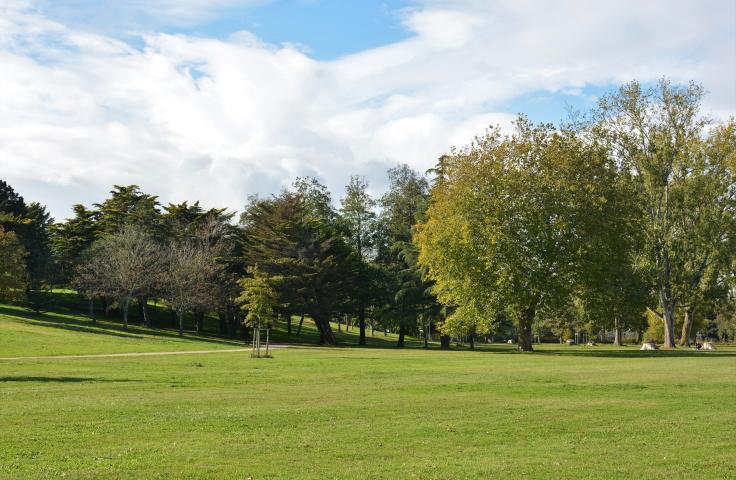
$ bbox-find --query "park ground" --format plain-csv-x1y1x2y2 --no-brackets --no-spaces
1,296,735,479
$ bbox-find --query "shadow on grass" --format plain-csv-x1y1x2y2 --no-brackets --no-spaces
0,376,135,383
530,347,736,358
326,340,736,357
6,301,732,358
0,306,245,348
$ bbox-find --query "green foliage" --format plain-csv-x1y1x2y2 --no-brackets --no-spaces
644,309,665,343
241,191,358,344
374,164,439,345
49,204,97,284
0,228,27,302
595,80,736,347
292,176,337,222
3,79,734,351
93,185,161,236
417,120,622,350
238,267,279,328
340,175,376,261
0,181,53,290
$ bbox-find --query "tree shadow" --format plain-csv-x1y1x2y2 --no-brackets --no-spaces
526,347,736,358
0,306,245,347
333,341,736,357
0,376,134,383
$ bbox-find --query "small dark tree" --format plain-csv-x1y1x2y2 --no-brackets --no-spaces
238,267,278,357
0,228,28,303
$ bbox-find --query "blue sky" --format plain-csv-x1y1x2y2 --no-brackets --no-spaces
36,0,416,59
180,0,417,59
1,0,734,219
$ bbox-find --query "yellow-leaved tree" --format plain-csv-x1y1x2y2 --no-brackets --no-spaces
416,118,624,351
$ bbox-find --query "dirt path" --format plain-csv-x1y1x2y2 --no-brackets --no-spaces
0,346,289,361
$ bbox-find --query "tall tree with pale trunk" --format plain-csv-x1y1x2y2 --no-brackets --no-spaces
596,80,735,348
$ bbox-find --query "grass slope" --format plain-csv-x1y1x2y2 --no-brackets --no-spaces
0,291,413,358
1,303,735,479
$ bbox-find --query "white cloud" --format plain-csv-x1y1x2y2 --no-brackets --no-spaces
0,0,734,219
29,0,268,29
403,9,481,49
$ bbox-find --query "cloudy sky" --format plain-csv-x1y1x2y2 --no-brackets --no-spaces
1,0,734,220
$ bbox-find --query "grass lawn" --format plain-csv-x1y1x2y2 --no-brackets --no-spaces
1,303,735,479
0,291,418,357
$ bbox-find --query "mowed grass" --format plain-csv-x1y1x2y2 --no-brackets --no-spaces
0,304,246,357
1,306,735,479
0,307,414,358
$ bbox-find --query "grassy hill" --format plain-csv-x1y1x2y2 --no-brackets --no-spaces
0,291,421,358
1,298,735,479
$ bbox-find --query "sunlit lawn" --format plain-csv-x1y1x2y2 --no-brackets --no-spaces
1,303,735,479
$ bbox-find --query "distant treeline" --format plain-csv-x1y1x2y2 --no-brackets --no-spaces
1,79,735,349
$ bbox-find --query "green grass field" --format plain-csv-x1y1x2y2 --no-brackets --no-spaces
1,301,735,479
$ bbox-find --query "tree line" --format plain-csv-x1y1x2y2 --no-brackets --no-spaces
0,167,437,345
1,79,734,350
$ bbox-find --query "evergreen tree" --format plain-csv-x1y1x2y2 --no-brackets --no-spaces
0,228,27,303
241,192,357,345
340,175,377,345
375,165,437,347
50,204,97,284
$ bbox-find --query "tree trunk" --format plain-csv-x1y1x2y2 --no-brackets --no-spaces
88,298,96,325
241,319,249,341
194,311,204,334
218,310,227,335
358,305,366,346
140,297,150,328
170,308,177,328
661,298,676,349
226,304,237,337
296,314,305,336
613,315,623,346
517,306,535,352
177,311,184,337
469,330,475,350
423,322,429,349
286,313,292,334
313,313,337,345
680,307,694,347
440,334,450,350
657,274,675,348
122,296,131,330
397,325,406,348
